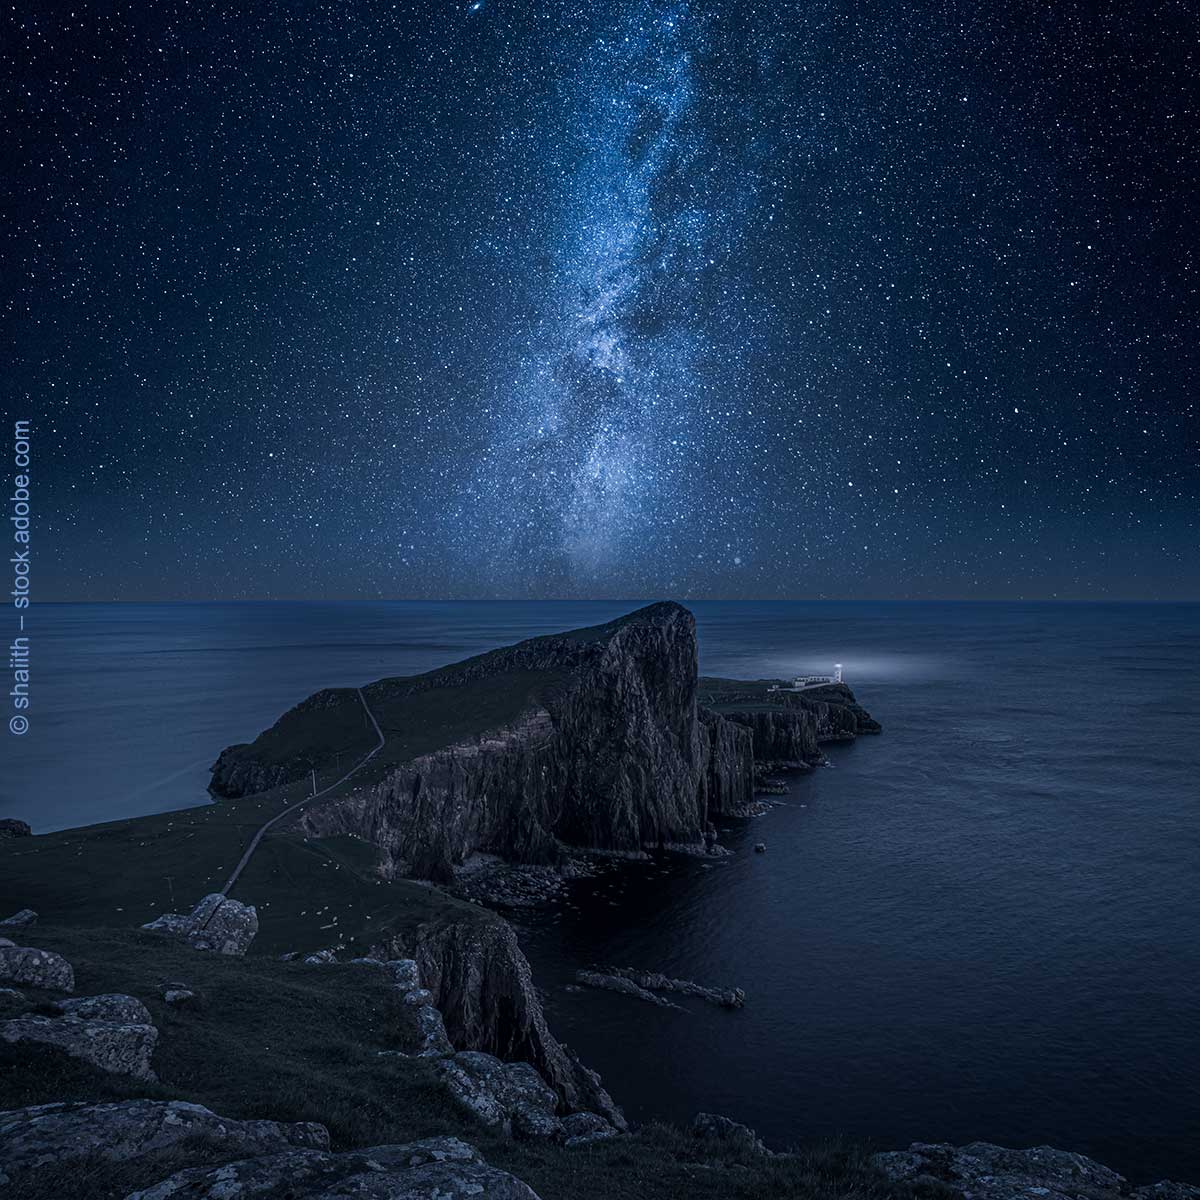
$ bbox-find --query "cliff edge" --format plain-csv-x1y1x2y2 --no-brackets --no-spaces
209,602,879,882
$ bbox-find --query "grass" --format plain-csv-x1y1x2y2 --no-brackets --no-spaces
0,792,498,958
0,924,924,1200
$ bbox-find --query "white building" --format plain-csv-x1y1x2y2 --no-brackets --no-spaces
769,664,843,692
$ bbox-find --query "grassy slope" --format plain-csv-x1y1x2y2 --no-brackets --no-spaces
0,818,495,961
0,925,921,1200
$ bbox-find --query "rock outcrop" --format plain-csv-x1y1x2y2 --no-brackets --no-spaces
0,945,74,991
375,917,626,1131
0,818,31,839
691,1111,771,1156
124,1138,540,1199
0,907,38,928
602,967,745,1009
0,1099,328,1182
435,1050,564,1139
574,970,684,1009
0,1011,158,1080
873,1142,1200,1200
52,992,152,1024
142,893,258,955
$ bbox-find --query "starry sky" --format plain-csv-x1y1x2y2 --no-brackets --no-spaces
5,0,1197,600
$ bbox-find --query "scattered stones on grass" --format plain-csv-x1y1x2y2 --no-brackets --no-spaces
0,945,74,992
142,894,258,956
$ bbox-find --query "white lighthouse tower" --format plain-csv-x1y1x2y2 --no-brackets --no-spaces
835,663,843,683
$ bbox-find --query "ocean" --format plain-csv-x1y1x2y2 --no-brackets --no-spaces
5,601,1199,1181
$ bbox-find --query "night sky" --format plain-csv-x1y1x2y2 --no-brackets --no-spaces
5,0,1197,600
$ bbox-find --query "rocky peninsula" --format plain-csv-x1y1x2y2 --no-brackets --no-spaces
1,602,1194,1200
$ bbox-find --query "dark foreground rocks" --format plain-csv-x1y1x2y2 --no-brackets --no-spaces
0,1099,328,1181
0,1100,540,1198
691,1111,771,1156
142,893,258,955
874,1142,1200,1200
125,1139,541,1199
0,818,31,838
0,944,74,991
1,1007,159,1081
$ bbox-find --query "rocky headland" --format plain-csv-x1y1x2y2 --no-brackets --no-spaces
3,602,1195,1199
210,602,878,879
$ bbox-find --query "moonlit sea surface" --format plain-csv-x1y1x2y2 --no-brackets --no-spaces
8,602,1200,1182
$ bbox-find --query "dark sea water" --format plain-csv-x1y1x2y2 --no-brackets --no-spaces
6,601,1200,1182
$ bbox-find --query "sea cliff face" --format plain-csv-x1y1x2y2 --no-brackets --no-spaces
372,917,626,1129
285,603,762,879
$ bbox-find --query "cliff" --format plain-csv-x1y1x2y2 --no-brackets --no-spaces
371,915,626,1129
210,603,879,882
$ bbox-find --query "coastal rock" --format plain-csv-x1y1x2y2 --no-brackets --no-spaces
124,1143,541,1199
0,908,38,928
574,970,683,1009
207,746,291,799
603,967,745,1009
0,1099,328,1180
382,916,626,1130
870,1142,1199,1200
436,1050,564,1140
0,818,31,839
52,993,152,1025
691,1112,771,1156
0,1013,158,1080
0,945,74,991
399,991,454,1057
561,1111,621,1147
142,893,258,955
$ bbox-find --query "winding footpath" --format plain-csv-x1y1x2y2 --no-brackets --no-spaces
219,687,386,897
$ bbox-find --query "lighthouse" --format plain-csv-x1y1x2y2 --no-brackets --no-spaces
835,663,843,683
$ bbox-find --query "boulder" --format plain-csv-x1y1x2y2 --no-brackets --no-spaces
0,936,16,948
142,893,258,956
0,1099,328,1183
0,908,38,927
436,1051,565,1141
871,1142,1200,1200
302,948,338,965
123,1140,541,1199
386,959,422,990
561,1111,621,1147
691,1111,771,1156
0,1013,158,1080
0,945,74,991
161,983,196,1008
53,993,152,1025
0,818,31,838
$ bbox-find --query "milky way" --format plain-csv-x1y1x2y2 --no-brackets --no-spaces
6,0,1197,599
475,3,773,590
